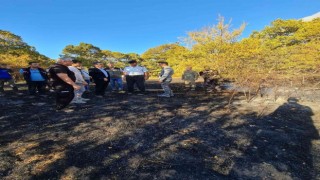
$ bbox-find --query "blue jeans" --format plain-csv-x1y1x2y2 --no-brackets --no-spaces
110,78,123,90
85,80,90,91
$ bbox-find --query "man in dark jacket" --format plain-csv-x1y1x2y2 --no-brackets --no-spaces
89,62,110,97
0,64,19,93
49,58,80,110
20,62,48,95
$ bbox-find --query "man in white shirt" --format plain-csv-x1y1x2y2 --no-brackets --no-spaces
123,60,149,94
68,60,89,103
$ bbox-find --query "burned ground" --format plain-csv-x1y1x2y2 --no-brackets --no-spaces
0,81,319,179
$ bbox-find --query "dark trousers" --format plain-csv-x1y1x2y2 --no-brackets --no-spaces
95,80,109,96
126,75,145,92
27,81,47,95
54,85,74,110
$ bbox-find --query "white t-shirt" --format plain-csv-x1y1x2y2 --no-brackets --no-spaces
124,66,148,76
68,66,85,83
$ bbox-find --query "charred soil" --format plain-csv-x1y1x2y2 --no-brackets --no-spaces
0,81,319,179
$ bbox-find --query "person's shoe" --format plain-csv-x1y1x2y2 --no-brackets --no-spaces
56,107,74,113
127,92,133,95
137,93,145,96
158,94,170,98
71,99,87,104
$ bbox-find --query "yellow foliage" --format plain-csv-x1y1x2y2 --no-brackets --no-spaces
142,16,320,82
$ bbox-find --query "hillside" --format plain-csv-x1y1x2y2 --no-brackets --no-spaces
302,12,320,21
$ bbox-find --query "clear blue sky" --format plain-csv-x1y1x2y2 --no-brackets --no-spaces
1,0,319,59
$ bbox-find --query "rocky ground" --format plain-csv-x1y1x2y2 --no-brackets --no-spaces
0,80,319,180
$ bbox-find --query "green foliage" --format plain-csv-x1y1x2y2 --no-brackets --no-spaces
62,42,102,66
0,30,53,69
141,43,189,76
62,43,142,68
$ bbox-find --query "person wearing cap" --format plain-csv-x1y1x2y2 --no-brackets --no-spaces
123,60,149,94
20,62,48,95
89,62,110,97
48,58,80,110
68,60,89,103
158,61,174,98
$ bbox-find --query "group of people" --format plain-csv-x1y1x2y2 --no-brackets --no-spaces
0,59,221,110
47,58,152,110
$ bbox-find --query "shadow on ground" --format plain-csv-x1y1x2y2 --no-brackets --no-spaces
0,81,319,179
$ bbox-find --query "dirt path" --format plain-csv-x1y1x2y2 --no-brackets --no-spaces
0,81,319,179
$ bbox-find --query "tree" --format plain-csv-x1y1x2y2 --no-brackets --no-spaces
62,42,103,66
142,43,189,76
0,30,52,70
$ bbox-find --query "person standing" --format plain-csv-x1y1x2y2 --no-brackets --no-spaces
20,62,48,95
79,65,91,92
68,60,89,103
0,64,19,94
89,62,110,97
123,60,149,94
48,58,80,110
182,66,199,91
199,68,221,92
107,63,124,91
158,61,174,98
